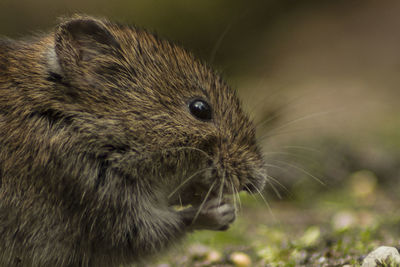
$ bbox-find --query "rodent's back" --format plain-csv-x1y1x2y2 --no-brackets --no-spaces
0,15,265,267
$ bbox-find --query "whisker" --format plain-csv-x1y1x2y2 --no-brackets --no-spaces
234,181,241,211
266,173,293,197
264,162,292,171
192,181,217,224
246,188,258,202
253,168,283,199
257,109,340,142
244,182,276,222
168,167,212,199
283,145,322,154
178,194,182,207
209,22,233,65
262,151,321,169
254,96,300,129
247,78,308,118
254,107,283,128
282,109,339,130
209,7,250,65
271,159,325,185
262,150,308,157
218,171,225,206
265,176,282,199
230,180,238,213
258,127,320,142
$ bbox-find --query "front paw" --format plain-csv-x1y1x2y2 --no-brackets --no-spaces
179,199,236,231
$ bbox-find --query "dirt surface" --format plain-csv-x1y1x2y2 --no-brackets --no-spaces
147,171,400,266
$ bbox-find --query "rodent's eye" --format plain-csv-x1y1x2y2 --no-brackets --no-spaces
188,99,212,121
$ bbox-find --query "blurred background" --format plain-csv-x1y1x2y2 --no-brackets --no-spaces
2,0,400,265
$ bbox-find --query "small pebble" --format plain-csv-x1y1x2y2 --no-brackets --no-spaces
230,252,252,267
188,244,210,257
332,211,357,231
362,246,400,267
206,250,222,263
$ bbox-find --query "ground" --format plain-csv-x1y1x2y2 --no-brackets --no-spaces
148,169,400,266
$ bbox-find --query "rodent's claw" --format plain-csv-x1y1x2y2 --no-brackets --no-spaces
180,199,236,231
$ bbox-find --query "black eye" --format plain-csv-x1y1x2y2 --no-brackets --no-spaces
189,99,212,121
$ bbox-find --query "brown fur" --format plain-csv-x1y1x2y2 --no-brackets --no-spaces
0,15,265,266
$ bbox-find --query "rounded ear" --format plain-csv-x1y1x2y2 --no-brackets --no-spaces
53,16,121,78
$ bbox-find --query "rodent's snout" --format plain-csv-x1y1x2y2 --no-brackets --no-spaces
204,146,266,197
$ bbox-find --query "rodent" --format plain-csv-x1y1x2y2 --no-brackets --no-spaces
0,15,266,267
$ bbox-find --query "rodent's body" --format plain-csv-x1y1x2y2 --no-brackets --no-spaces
0,16,265,266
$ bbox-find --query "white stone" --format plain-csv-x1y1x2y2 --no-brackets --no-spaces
362,246,400,267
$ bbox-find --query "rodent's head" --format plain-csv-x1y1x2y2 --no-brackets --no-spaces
44,16,265,205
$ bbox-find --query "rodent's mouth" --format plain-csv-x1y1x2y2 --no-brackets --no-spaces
168,180,240,208
167,167,265,207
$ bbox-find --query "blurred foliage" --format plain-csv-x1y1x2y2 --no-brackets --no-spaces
0,0,371,75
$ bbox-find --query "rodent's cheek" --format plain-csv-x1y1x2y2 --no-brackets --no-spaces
168,182,207,206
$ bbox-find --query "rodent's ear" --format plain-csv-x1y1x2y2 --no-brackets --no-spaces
52,16,121,77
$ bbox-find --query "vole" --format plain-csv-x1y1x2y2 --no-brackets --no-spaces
0,15,266,267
